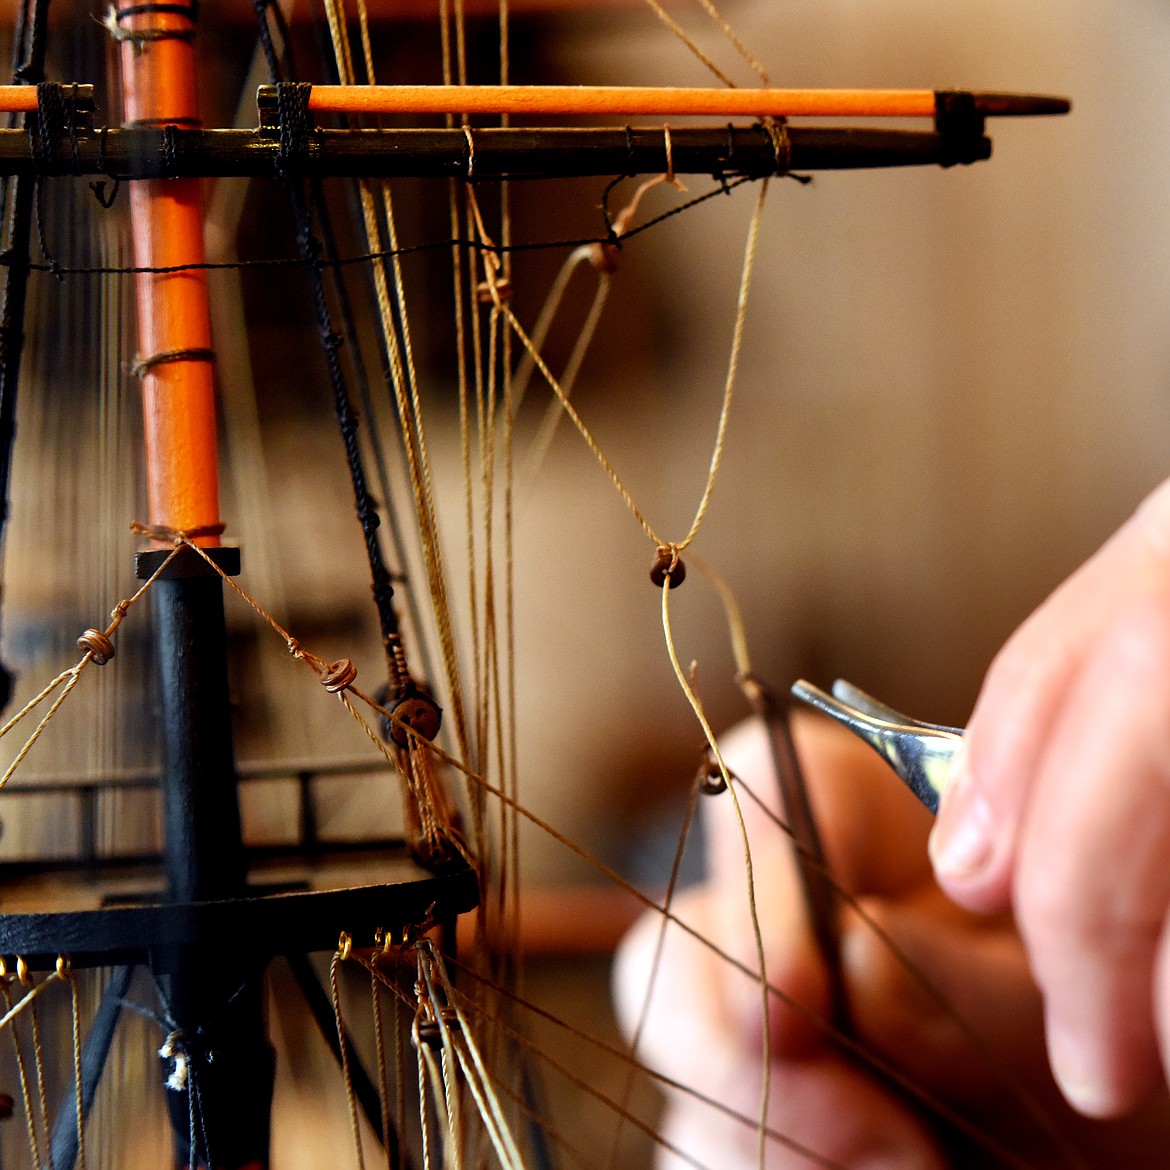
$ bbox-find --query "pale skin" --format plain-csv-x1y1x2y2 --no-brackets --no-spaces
932,475,1170,1120
614,479,1170,1167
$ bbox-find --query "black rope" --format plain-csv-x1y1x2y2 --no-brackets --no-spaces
273,87,402,655
274,81,312,178
324,166,442,697
29,82,72,277
250,0,285,83
11,0,49,84
0,173,760,279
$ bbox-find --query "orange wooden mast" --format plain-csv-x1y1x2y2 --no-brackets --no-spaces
117,0,222,543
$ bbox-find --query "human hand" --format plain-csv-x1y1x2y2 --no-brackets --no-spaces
930,476,1170,1121
614,713,1170,1168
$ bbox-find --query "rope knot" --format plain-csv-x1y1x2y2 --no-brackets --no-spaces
159,1031,190,1092
476,277,511,305
588,240,621,273
650,544,686,588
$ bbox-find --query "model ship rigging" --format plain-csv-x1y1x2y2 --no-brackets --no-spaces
0,0,1072,1164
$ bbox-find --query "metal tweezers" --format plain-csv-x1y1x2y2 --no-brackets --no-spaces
790,679,963,813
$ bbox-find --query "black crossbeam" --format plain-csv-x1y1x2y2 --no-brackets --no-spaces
0,123,991,179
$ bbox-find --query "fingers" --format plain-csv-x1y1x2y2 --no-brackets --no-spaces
1013,593,1170,1116
842,890,1044,1104
613,887,948,1170
928,478,1170,1117
652,1052,947,1170
844,891,1170,1166
931,479,1170,910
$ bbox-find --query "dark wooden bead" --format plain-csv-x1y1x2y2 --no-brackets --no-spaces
649,547,686,588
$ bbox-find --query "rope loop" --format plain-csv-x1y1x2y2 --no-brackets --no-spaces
759,117,810,184
115,2,199,19
32,83,68,166
321,658,358,693
128,346,216,380
76,629,115,666
99,5,195,50
89,177,120,208
273,81,313,177
129,519,225,543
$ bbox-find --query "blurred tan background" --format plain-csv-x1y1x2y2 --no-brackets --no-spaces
478,0,1170,881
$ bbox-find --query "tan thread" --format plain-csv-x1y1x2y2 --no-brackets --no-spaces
0,542,182,787
501,177,768,557
636,0,736,87
66,963,86,1170
692,0,771,84
27,980,51,1170
442,958,849,1170
659,577,771,1170
174,538,464,853
329,947,367,1170
3,979,42,1170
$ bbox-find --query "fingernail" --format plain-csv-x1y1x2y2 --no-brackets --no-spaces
928,750,995,879
1047,1020,1110,1117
